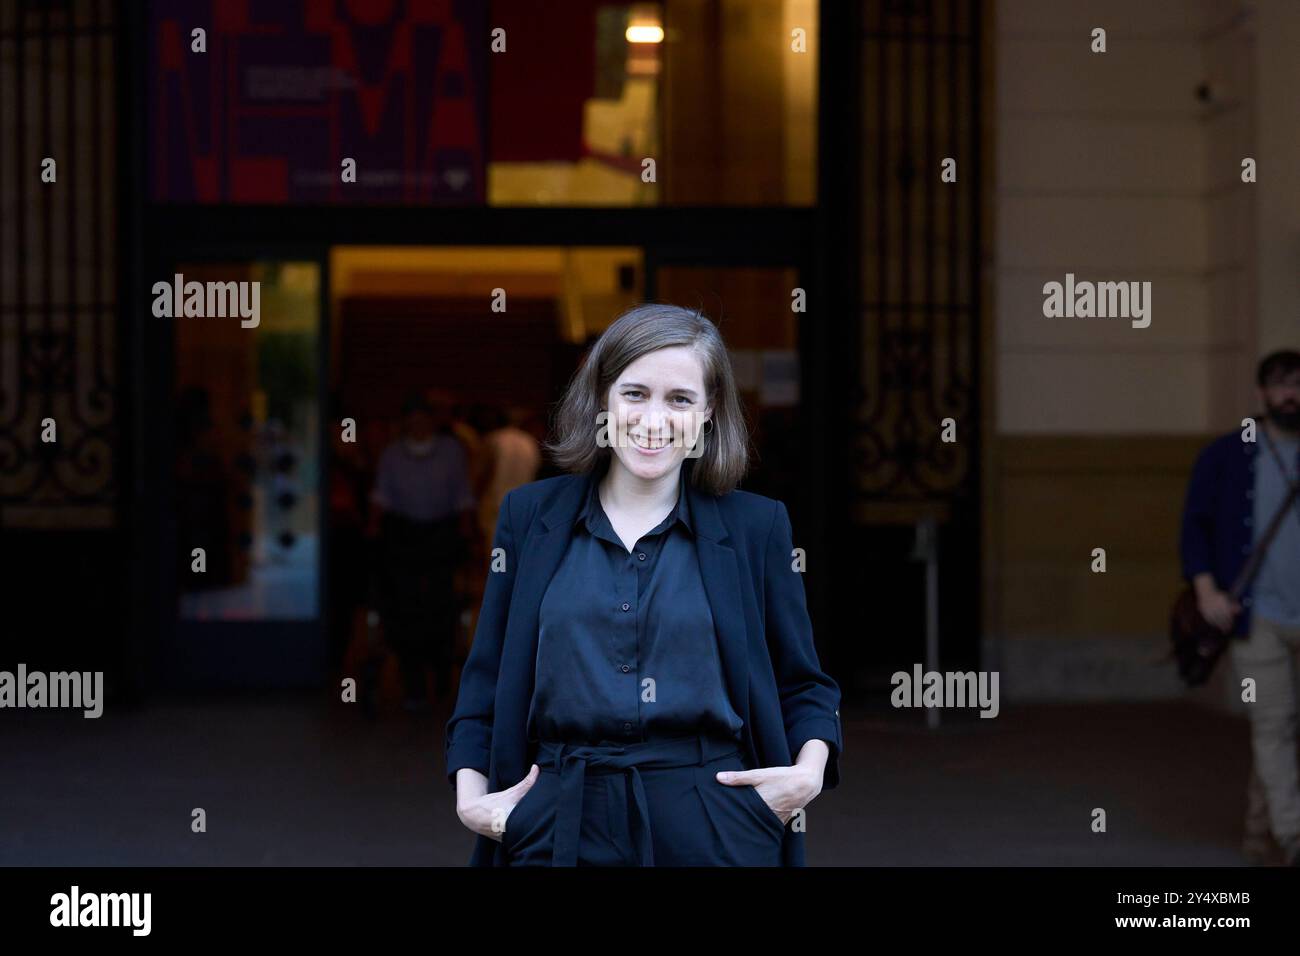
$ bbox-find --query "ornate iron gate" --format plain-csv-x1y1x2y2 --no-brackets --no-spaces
849,0,984,690
0,0,117,527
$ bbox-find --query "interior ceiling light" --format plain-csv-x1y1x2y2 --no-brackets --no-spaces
625,24,664,43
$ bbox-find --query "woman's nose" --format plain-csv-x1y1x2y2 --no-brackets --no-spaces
636,404,671,431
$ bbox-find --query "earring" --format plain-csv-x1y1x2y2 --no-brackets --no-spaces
701,419,713,434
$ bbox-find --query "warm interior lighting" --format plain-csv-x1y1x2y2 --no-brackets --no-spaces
625,24,664,43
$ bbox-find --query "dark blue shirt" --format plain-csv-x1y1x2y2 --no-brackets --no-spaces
1180,420,1300,636
1251,430,1300,627
526,463,744,745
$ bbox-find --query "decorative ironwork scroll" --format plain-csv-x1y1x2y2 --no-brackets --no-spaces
0,0,116,526
858,0,980,507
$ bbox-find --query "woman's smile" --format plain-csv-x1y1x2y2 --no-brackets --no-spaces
629,431,673,453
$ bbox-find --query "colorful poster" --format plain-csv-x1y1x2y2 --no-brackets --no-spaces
148,0,487,203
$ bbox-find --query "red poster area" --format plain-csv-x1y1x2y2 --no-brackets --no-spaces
152,0,483,204
488,0,599,163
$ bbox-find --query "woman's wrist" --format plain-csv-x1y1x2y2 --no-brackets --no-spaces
455,767,489,814
793,740,829,794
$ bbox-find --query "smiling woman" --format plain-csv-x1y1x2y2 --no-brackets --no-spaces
444,302,843,867
546,304,750,496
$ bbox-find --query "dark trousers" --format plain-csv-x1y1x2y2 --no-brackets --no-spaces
377,513,460,701
501,734,787,866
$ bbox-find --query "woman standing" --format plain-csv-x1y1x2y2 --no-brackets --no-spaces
445,304,843,866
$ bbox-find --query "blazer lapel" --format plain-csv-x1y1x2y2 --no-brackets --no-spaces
494,473,589,783
686,480,752,753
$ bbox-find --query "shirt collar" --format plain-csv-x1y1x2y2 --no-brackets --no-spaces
576,459,694,536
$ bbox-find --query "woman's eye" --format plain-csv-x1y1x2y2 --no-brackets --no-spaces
620,390,691,404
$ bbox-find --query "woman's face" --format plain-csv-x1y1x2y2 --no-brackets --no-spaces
602,345,712,483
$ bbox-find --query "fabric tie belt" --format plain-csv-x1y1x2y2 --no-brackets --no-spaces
535,733,740,867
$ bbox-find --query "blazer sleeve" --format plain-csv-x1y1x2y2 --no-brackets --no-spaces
1179,441,1218,584
444,488,520,788
763,499,844,790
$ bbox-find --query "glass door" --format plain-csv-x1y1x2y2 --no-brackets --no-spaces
160,258,327,688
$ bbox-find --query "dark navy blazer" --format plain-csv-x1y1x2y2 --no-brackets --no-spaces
1179,419,1300,637
444,463,845,866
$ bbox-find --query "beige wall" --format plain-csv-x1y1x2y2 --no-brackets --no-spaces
1255,0,1300,356
987,0,1284,705
1203,1,1257,419
994,0,1256,435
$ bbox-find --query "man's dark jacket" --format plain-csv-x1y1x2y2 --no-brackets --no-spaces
1179,418,1300,637
444,463,844,866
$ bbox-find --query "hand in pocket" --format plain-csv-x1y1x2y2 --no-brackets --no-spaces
715,765,820,826
457,764,540,842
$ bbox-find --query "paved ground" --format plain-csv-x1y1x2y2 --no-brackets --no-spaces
0,693,1263,866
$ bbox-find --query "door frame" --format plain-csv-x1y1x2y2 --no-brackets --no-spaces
140,240,333,689
126,0,863,692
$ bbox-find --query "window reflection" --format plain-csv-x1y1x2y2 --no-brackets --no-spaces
488,0,816,206
175,262,320,621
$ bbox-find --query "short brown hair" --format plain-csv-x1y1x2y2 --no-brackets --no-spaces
544,303,751,496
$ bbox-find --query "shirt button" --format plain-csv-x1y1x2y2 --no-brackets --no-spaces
637,552,646,561
1243,597,1252,608
621,602,630,611
620,664,631,673
1244,518,1252,527
623,722,633,732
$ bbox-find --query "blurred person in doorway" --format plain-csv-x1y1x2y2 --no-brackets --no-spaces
445,391,492,511
370,393,477,712
477,404,542,548
327,394,372,679
174,386,236,588
1180,349,1300,866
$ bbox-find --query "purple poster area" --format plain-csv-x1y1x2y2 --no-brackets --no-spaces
148,0,488,204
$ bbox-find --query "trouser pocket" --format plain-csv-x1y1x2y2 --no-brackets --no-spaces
689,756,786,865
501,773,550,859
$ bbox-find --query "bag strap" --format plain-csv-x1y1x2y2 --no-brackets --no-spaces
1228,477,1300,599
1260,423,1300,523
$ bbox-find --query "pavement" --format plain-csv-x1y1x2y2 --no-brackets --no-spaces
0,693,1263,866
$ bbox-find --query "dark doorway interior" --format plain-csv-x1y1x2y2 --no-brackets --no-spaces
337,296,581,425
